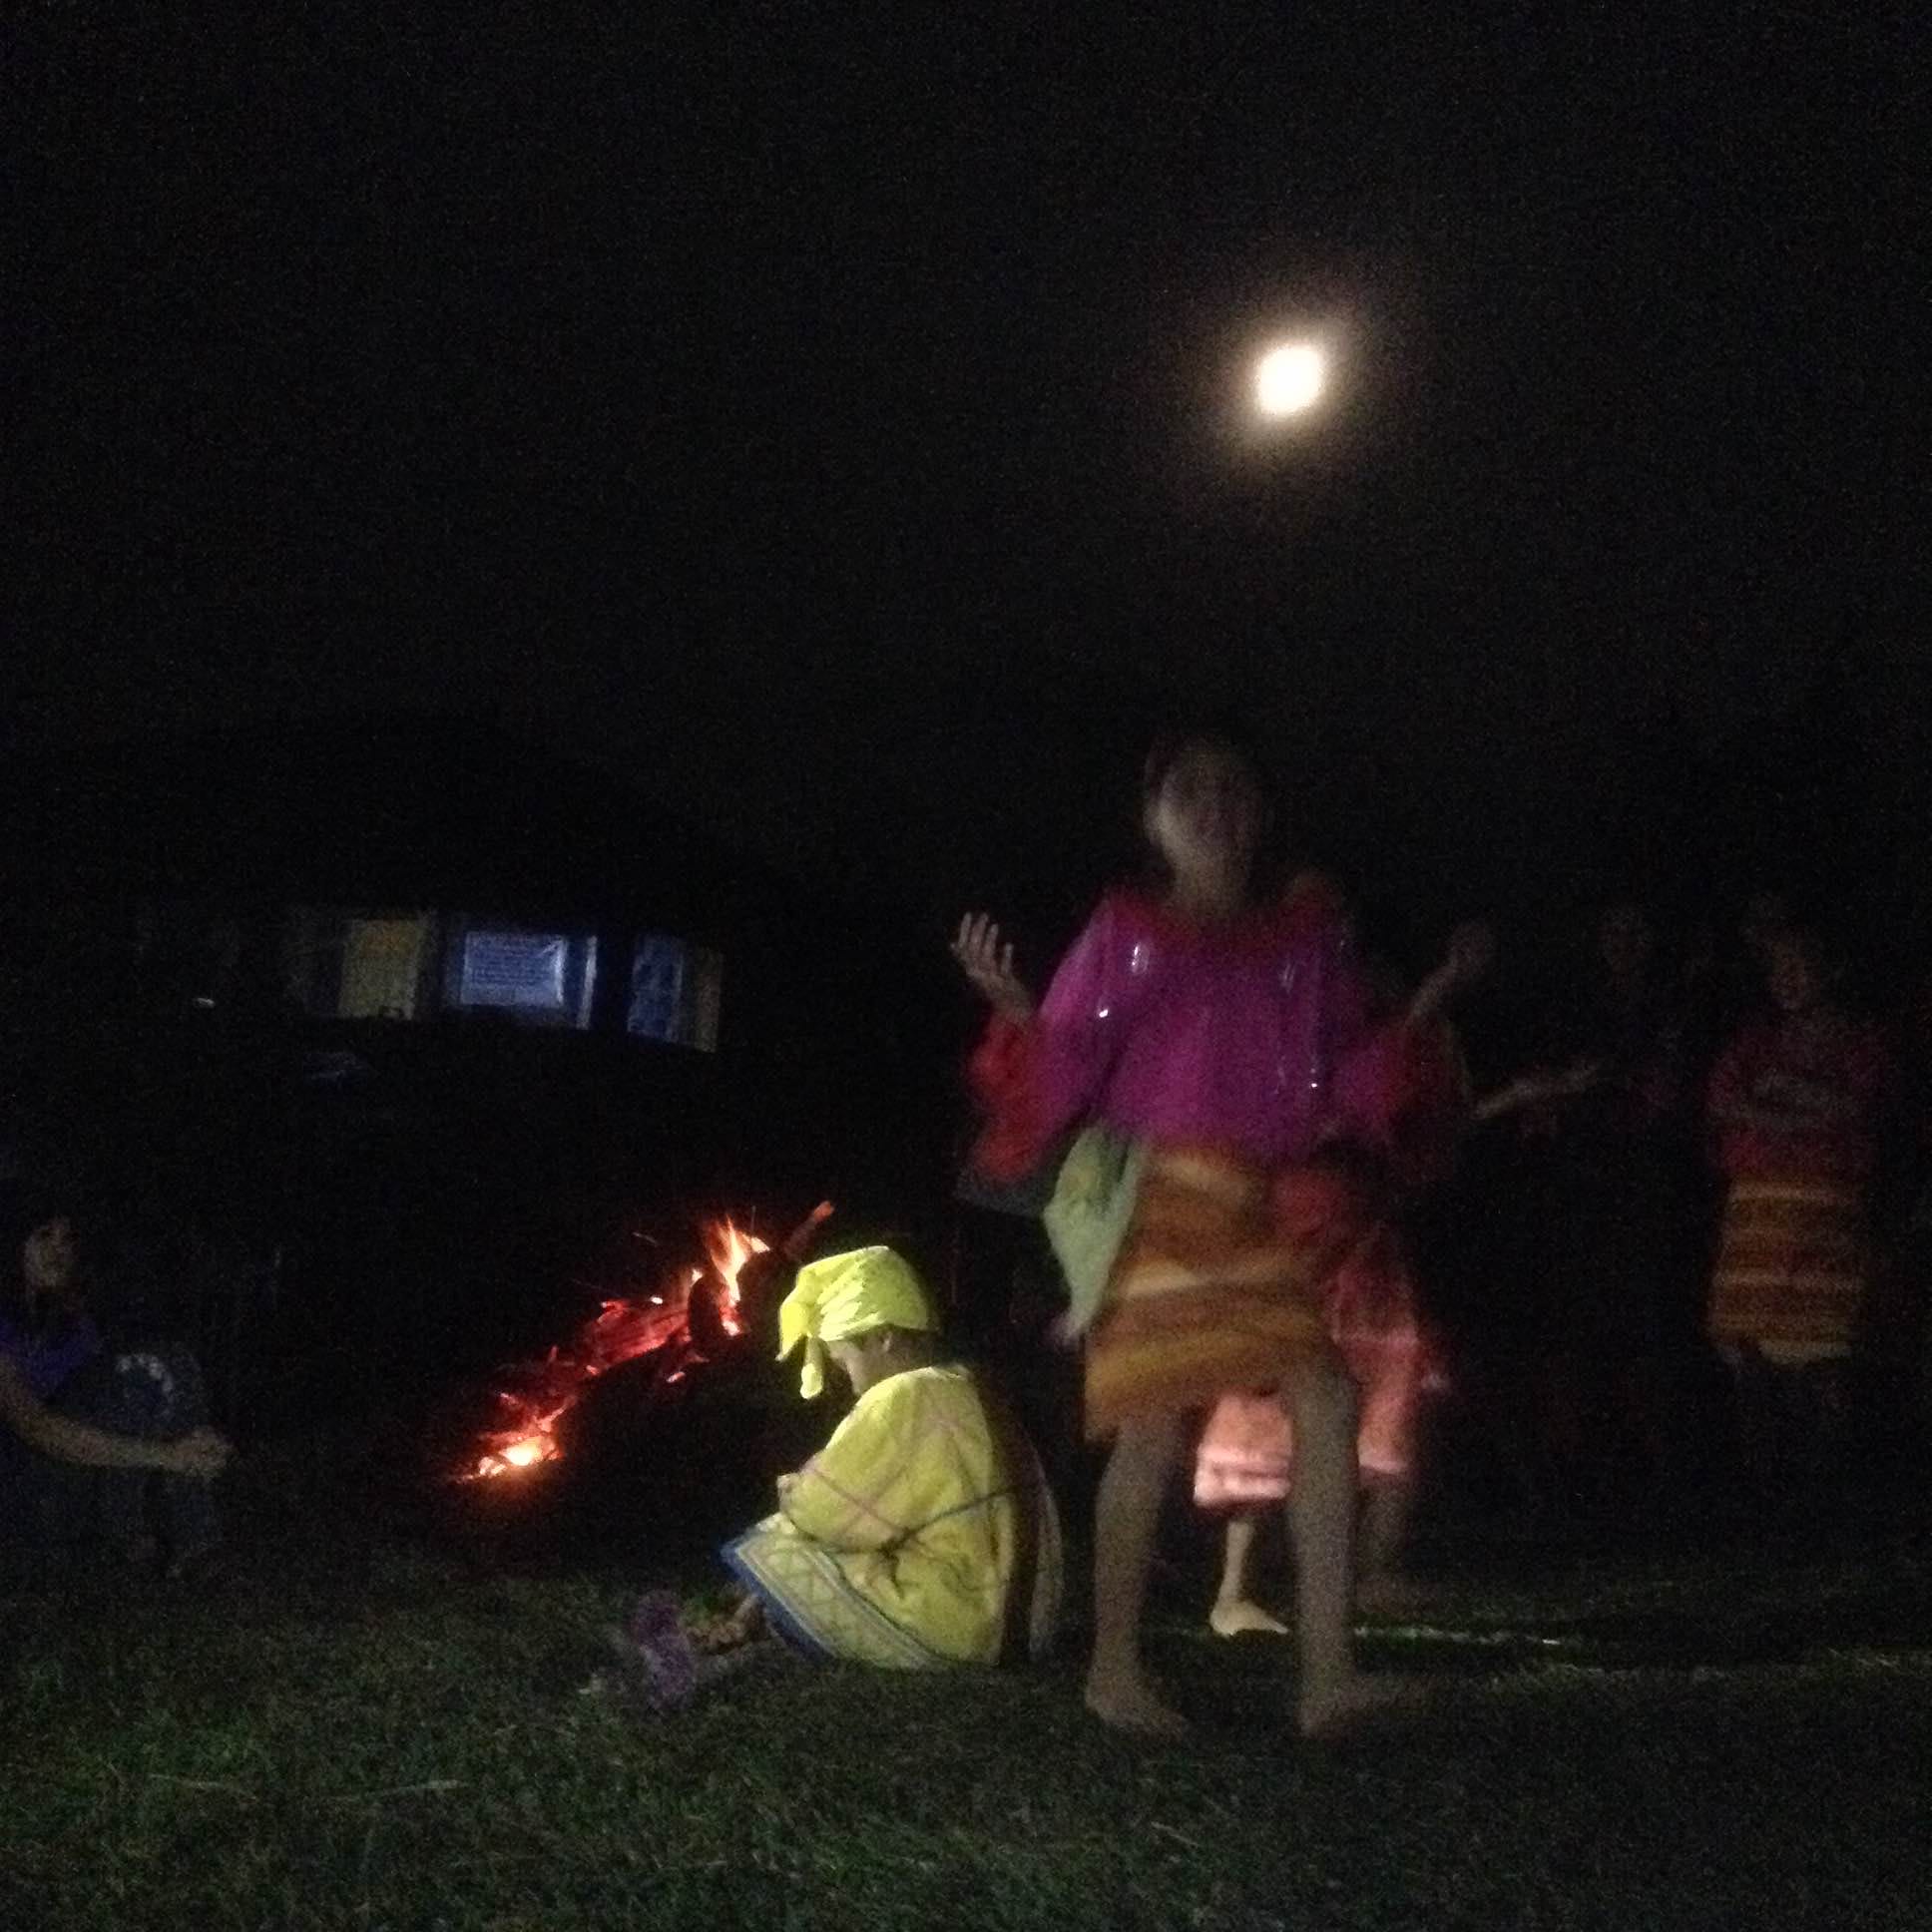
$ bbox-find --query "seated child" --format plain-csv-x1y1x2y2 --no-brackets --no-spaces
719,1244,1063,1670
0,1197,232,1575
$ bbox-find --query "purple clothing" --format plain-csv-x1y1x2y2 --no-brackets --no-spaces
0,1305,103,1400
1031,889,1371,1167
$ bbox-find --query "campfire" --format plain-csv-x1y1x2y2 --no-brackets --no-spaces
460,1205,830,1483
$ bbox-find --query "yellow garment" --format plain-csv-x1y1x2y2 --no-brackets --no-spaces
776,1245,937,1400
723,1363,1063,1669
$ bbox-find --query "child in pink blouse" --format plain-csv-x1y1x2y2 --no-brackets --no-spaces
955,734,1425,1736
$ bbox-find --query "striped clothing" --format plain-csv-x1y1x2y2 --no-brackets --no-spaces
1706,1011,1885,1363
1707,1178,1870,1363
1084,1149,1364,1441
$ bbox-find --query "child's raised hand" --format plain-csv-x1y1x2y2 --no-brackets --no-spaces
951,913,1035,1022
1443,920,1496,988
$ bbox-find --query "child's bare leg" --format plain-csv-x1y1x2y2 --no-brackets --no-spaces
1281,1354,1415,1734
1356,1475,1419,1613
1086,1411,1191,1736
1797,1359,1851,1491
1720,1341,1779,1495
1209,1513,1289,1636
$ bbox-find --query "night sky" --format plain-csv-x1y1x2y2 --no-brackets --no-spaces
11,9,1910,939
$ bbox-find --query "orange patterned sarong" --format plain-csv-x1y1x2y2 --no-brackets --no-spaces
1707,1176,1869,1364
1083,1148,1365,1441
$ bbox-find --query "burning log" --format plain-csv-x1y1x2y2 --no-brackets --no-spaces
455,1207,830,1485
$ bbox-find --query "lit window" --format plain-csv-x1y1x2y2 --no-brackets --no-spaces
627,935,723,1051
341,916,433,1019
450,928,599,1028
284,909,437,1020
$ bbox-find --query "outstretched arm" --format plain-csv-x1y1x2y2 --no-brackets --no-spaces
1406,921,1495,1029
1473,1062,1602,1123
0,1357,232,1477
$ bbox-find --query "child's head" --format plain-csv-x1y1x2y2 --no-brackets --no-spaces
776,1246,940,1400
1766,925,1839,1016
1595,901,1656,986
22,1215,78,1297
2,1190,84,1316
1740,889,1790,960
824,1324,940,1398
1140,731,1269,897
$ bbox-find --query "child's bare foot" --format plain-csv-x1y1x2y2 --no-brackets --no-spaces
1296,1671,1426,1739
1084,1670,1192,1739
691,1595,764,1653
1208,1598,1290,1639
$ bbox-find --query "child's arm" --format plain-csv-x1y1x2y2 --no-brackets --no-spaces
1472,1062,1601,1123
777,1386,919,1554
0,1358,231,1475
1405,922,1495,1029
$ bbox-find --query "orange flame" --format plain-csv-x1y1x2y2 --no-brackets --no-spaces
460,1213,770,1482
702,1216,769,1337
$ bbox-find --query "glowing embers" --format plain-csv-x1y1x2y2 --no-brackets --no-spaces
473,1424,564,1479
460,1212,769,1483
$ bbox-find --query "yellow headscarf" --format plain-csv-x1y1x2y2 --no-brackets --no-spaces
776,1246,937,1399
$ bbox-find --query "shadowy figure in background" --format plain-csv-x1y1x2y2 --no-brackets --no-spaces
1533,902,1710,1527
1856,963,1932,1491
0,1193,233,1576
1724,890,1793,1035
1194,920,1493,1624
1706,924,1888,1501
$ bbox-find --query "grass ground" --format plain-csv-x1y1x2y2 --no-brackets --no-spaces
4,1445,1930,1932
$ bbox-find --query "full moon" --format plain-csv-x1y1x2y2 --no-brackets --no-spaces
1253,341,1326,417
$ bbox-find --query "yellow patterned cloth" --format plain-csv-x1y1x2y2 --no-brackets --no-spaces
723,1363,1063,1668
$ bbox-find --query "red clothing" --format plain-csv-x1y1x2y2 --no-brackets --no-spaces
1192,1021,1467,1499
1706,1006,1886,1361
1708,1010,1886,1185
1331,1013,1472,1197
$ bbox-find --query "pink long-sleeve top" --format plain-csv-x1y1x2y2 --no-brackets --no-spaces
969,881,1374,1180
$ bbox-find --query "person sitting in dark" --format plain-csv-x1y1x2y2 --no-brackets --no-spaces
0,1195,233,1576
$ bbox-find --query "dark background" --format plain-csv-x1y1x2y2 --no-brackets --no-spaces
10,8,1917,943
4,9,1921,1421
